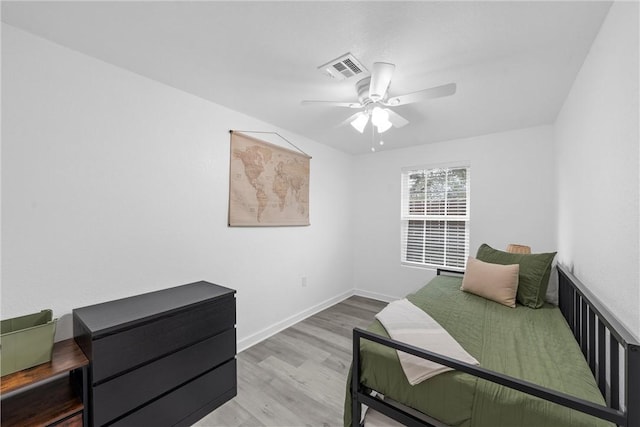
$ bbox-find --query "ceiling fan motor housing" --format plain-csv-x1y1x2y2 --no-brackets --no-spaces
356,77,373,106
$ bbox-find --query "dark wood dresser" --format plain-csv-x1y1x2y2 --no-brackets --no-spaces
73,281,236,427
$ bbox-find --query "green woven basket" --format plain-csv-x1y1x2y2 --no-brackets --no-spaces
1,309,57,377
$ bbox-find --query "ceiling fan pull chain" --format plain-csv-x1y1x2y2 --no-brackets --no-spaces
370,122,376,152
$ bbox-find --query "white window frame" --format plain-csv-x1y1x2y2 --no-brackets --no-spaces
401,164,470,270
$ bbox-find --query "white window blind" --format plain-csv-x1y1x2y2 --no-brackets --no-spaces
401,166,470,269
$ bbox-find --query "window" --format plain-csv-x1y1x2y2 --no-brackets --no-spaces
401,166,470,269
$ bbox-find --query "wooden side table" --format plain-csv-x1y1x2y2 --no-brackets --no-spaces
1,338,89,426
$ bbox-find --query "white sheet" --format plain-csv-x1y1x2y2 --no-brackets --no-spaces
375,298,479,385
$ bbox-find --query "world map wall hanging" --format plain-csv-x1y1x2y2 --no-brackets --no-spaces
228,131,311,226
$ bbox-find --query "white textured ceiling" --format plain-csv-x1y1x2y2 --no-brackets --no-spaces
2,1,611,154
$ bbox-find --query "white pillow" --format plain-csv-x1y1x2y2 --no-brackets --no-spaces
461,257,520,308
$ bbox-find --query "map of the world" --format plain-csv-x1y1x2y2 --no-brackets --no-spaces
229,132,310,226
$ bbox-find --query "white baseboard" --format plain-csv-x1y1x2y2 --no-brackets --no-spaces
353,288,398,303
237,289,354,353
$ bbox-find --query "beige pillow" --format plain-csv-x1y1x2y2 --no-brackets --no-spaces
461,257,519,308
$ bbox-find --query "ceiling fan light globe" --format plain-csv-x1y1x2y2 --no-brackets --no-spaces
371,106,389,127
350,112,369,133
376,119,392,133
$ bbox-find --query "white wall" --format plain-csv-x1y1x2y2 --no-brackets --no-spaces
1,24,355,349
352,125,557,300
555,2,639,337
3,1,638,349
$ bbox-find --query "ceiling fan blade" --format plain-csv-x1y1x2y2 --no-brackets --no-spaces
369,62,395,101
301,100,361,108
385,82,456,106
385,109,409,128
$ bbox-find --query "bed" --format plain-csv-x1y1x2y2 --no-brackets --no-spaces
345,265,639,427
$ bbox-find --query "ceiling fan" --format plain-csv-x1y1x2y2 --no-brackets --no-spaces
302,62,456,134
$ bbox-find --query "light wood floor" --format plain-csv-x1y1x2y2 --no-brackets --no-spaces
194,295,387,427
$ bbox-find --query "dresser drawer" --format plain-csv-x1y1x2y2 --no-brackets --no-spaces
90,295,235,382
92,328,235,426
110,358,237,427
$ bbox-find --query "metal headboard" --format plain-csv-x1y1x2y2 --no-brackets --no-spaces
557,264,639,426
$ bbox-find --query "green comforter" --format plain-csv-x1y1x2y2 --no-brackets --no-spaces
344,275,612,427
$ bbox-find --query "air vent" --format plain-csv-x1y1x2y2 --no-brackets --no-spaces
318,53,368,81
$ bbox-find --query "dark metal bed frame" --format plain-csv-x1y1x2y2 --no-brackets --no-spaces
351,264,639,427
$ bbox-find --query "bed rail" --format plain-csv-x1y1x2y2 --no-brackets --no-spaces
351,265,640,427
